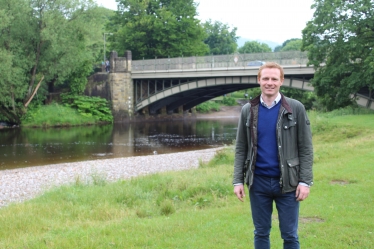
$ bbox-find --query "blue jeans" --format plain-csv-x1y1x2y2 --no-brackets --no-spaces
249,175,300,249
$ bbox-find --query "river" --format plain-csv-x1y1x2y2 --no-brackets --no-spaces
0,117,240,170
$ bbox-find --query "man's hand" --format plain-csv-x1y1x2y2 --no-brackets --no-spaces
234,185,245,202
296,185,310,201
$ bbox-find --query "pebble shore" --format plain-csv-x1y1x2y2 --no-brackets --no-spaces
0,147,224,208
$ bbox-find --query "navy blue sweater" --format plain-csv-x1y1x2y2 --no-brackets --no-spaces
255,102,281,177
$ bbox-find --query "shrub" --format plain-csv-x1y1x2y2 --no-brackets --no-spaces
196,101,220,113
20,103,96,127
61,94,113,123
221,96,237,106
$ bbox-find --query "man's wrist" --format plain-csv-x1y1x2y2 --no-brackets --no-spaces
298,182,310,188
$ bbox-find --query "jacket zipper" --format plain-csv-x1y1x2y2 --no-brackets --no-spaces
277,109,286,193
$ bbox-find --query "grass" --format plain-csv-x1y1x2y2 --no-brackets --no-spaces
21,103,99,127
1,111,374,248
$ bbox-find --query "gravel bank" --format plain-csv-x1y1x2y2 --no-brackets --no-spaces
0,147,224,208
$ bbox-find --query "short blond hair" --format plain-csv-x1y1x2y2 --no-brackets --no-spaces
257,62,284,80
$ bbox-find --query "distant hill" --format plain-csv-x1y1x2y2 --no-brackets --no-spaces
237,37,281,51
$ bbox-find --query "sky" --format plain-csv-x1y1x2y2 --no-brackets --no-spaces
95,0,315,45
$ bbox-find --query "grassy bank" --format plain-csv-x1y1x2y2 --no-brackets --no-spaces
21,103,99,127
0,112,373,248
21,103,113,127
21,96,113,127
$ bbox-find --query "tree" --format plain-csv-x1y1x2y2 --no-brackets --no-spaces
281,38,301,48
203,20,238,55
0,0,33,122
273,45,282,52
273,38,302,52
302,0,374,110
281,39,302,51
238,41,272,54
0,0,104,123
281,88,316,110
110,0,209,59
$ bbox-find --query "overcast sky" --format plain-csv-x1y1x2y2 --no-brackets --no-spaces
95,0,315,45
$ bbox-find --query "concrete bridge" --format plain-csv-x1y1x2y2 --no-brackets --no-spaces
86,51,374,121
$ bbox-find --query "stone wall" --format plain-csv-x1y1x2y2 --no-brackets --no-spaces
85,73,110,100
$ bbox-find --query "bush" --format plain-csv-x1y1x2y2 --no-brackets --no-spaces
196,101,220,113
61,94,113,123
221,96,237,106
20,103,97,127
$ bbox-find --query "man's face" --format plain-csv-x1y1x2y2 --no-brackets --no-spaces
258,68,284,99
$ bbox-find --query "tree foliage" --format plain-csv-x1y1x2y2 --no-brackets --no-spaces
0,0,106,123
274,38,302,52
281,39,302,51
238,41,272,54
273,45,282,52
282,38,301,49
302,0,374,110
281,88,316,110
203,20,238,55
110,0,209,59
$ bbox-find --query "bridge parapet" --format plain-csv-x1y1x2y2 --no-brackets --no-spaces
110,50,132,72
132,51,309,71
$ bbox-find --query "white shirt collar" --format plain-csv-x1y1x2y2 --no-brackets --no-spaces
260,93,281,109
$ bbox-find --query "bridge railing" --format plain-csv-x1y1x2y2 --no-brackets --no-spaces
132,51,309,71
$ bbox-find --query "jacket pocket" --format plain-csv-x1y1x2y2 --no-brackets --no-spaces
283,120,297,130
287,157,300,187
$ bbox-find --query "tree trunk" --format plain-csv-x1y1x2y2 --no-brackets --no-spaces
28,42,42,97
24,75,44,108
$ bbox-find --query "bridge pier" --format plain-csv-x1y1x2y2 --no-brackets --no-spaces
108,51,134,122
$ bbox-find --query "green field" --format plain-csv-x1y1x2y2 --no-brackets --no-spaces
0,111,373,248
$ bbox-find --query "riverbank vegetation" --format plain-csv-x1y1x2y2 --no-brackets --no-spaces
0,110,373,248
21,103,97,127
196,96,237,113
21,95,113,127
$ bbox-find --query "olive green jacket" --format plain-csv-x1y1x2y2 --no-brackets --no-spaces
233,94,313,193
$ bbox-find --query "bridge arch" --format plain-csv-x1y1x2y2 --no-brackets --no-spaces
134,76,313,115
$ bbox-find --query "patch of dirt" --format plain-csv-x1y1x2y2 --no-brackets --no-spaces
330,180,349,185
272,215,324,224
299,217,325,223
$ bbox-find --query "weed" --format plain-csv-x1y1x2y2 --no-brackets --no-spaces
159,200,175,216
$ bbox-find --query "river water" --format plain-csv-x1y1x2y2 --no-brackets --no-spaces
0,118,239,170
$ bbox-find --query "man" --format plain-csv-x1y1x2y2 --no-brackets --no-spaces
105,59,110,73
233,62,313,249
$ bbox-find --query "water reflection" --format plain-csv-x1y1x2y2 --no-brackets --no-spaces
0,118,239,170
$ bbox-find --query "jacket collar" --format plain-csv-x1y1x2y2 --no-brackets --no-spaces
250,93,293,114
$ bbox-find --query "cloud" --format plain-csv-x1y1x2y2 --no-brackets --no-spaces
196,0,314,44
